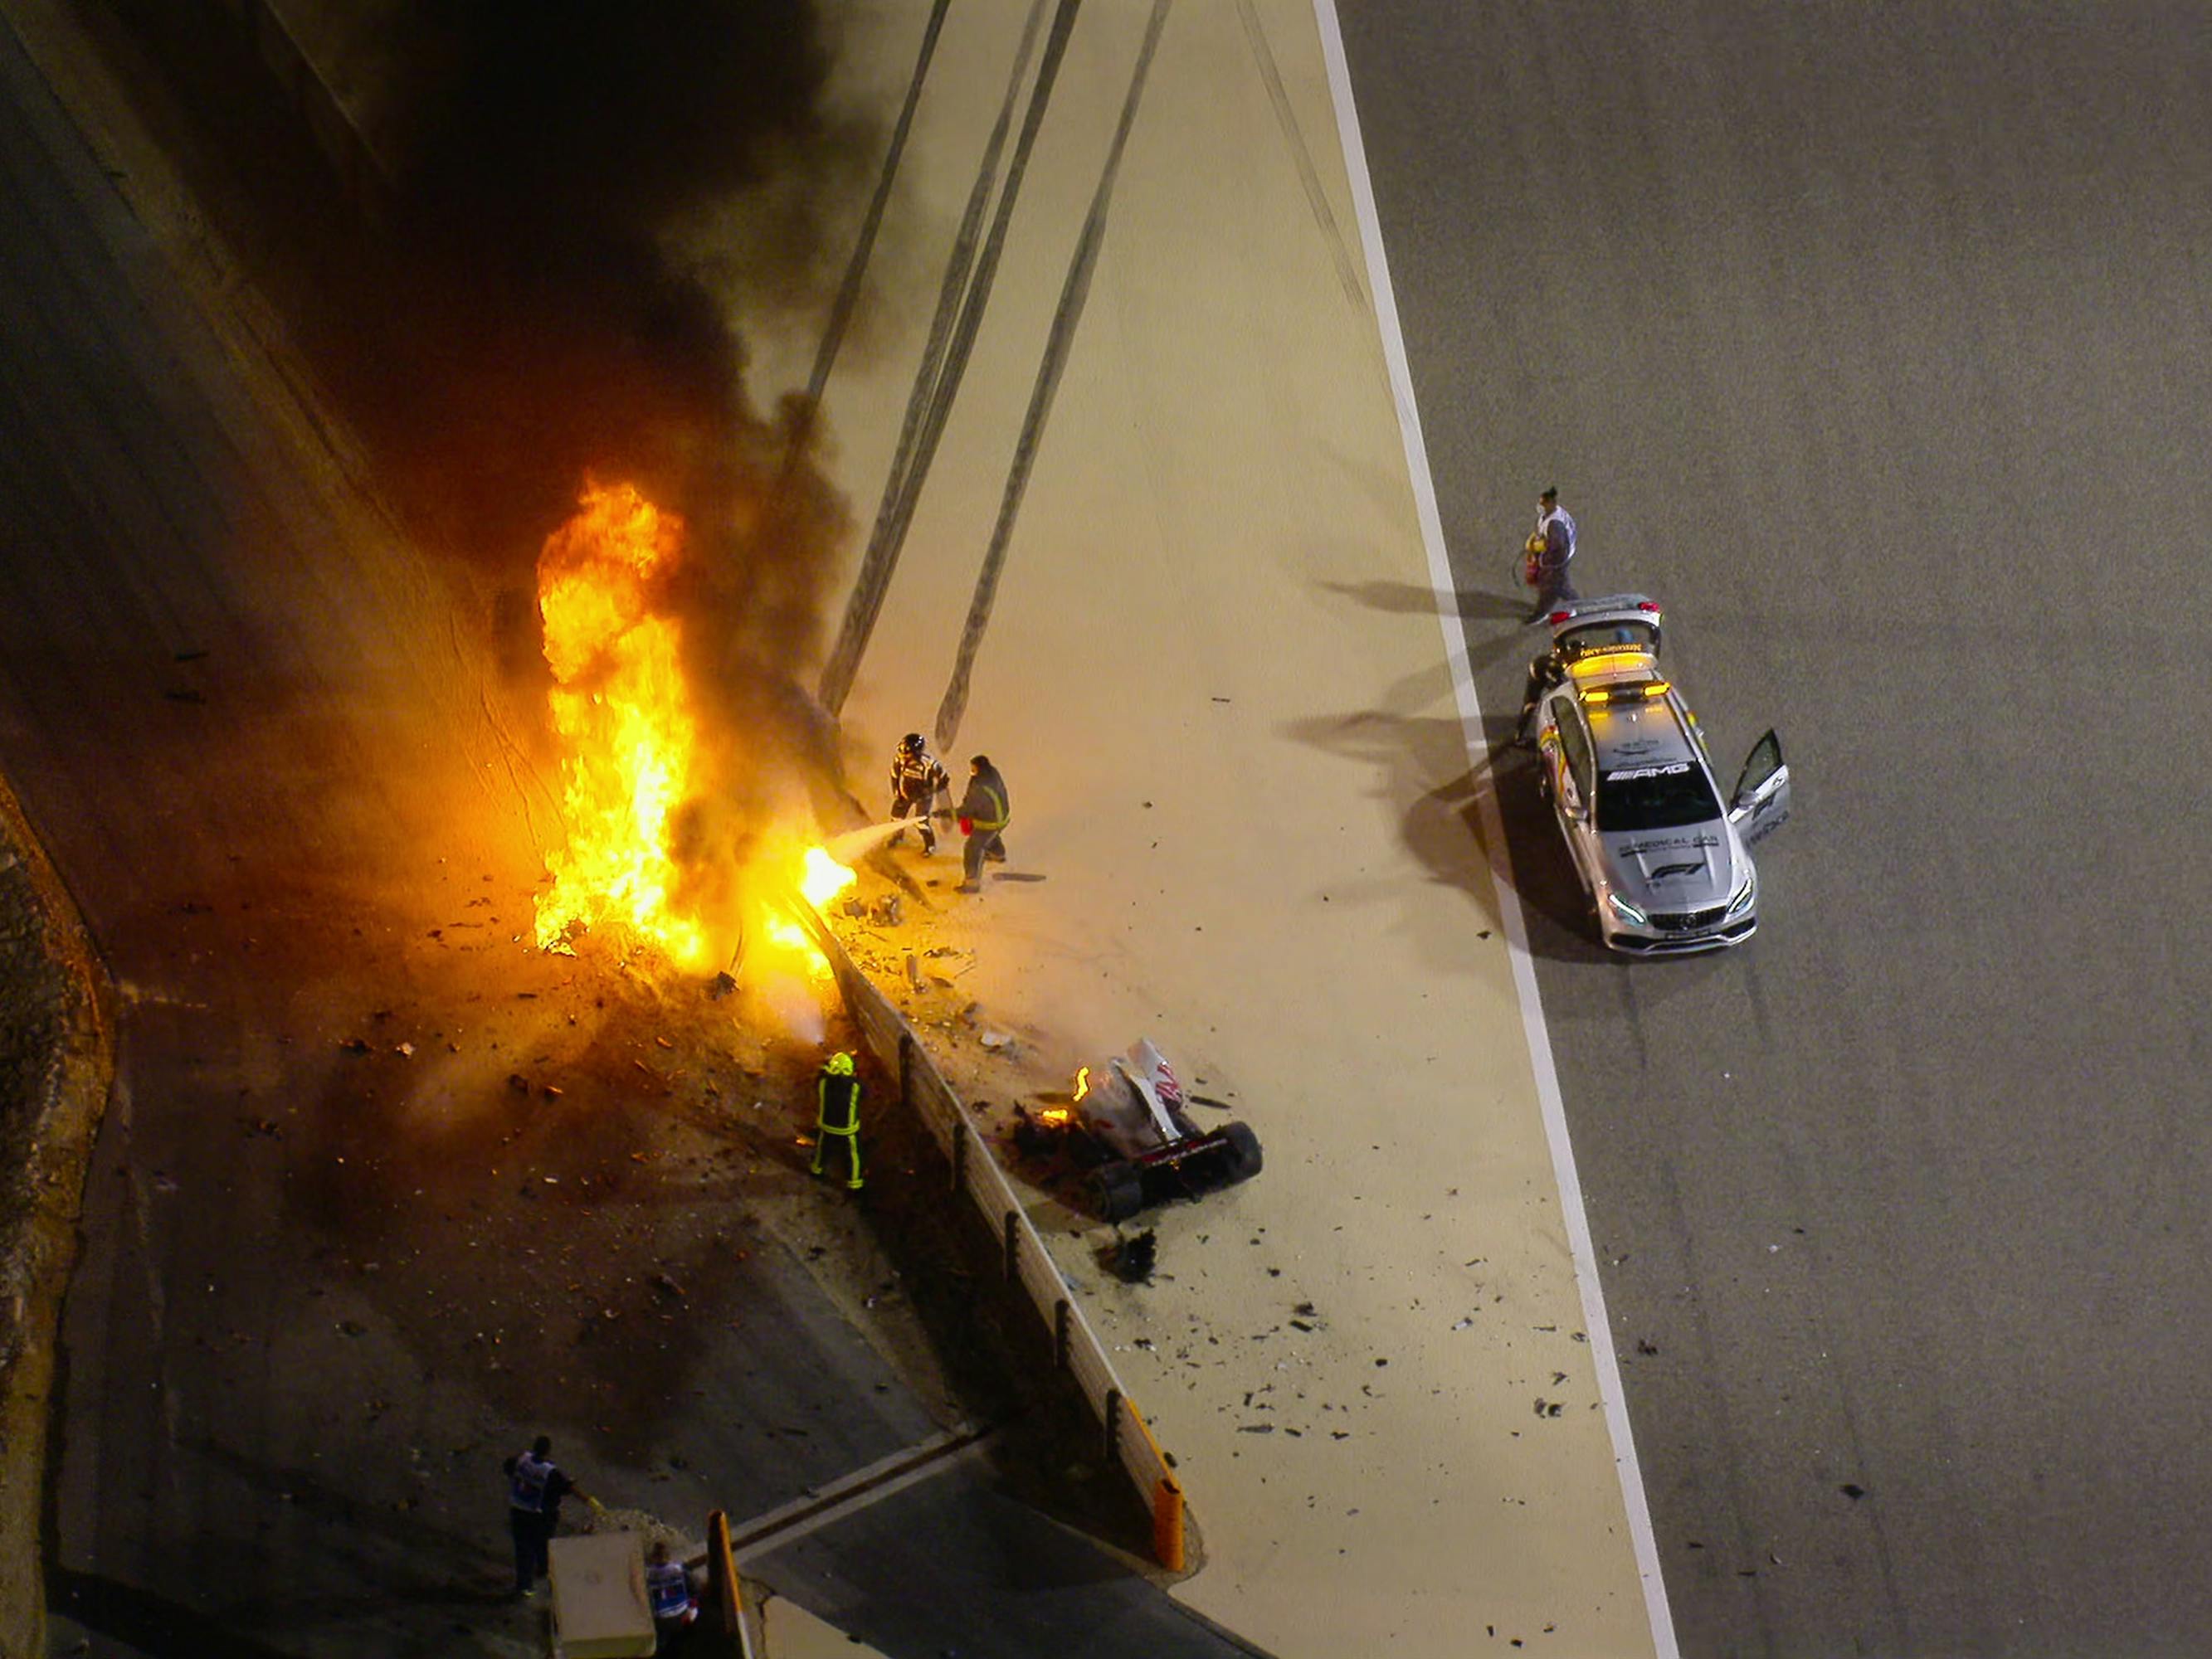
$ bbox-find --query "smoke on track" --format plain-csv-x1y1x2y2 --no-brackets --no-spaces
348,2,884,891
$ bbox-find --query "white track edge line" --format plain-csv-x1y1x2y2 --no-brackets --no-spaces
1308,6,1679,1653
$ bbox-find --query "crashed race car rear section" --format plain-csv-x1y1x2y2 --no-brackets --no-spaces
1018,1040,1262,1222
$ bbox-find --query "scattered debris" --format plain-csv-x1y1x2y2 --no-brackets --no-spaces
1106,1230,1158,1285
339,1038,371,1054
707,971,737,1000
1839,1483,1866,1501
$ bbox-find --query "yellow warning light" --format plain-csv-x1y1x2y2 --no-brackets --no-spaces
1584,679,1671,707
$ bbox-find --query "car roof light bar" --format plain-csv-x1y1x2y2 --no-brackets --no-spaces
1582,679,1671,707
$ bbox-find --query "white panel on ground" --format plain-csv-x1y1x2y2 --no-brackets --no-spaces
548,1534,654,1659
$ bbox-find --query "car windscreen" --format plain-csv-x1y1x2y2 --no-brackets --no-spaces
1560,621,1659,659
1596,761,1721,831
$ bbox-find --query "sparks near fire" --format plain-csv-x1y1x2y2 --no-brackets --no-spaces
533,480,849,976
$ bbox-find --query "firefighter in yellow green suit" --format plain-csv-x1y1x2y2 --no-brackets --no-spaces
811,1051,863,1190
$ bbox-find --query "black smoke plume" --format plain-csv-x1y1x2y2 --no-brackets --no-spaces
354,2,876,917
106,0,878,941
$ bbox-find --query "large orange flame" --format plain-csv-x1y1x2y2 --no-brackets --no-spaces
534,482,708,966
532,480,859,985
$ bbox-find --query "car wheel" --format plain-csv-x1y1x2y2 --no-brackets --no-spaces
1093,1161,1146,1223
1216,1121,1263,1186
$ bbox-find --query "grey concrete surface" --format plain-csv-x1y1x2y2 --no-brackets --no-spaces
0,14,1258,1657
1337,4,2212,1657
754,1472,1266,1659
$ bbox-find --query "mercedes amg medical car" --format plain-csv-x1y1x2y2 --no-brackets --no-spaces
1518,596,1791,954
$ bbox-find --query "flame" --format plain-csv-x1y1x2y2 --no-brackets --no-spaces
529,479,861,995
760,912,819,966
1039,1106,1071,1126
800,847,856,909
755,844,855,982
534,482,707,966
1073,1066,1090,1103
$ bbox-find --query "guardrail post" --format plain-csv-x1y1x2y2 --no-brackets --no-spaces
1102,1387,1122,1467
1152,1474,1186,1574
706,1508,754,1657
899,1029,916,1115
1003,1209,1021,1282
952,1118,968,1194
1053,1297,1072,1371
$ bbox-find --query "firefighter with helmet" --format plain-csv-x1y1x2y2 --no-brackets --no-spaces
812,1051,864,1190
889,732,950,854
955,754,1011,895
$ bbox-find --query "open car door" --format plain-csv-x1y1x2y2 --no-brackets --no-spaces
1728,729,1791,844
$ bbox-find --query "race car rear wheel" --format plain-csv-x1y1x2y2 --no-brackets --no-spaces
1094,1161,1146,1223
1216,1121,1263,1185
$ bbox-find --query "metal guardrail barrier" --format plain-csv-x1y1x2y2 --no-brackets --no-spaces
801,909,1189,1569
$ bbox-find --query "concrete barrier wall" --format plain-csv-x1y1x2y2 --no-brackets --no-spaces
801,908,1187,1569
197,0,395,225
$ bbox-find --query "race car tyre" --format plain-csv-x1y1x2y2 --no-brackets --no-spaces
1094,1161,1146,1223
1216,1121,1263,1185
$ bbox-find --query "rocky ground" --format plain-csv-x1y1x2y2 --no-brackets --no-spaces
0,782,111,1659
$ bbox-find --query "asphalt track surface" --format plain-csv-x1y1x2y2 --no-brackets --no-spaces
0,18,1253,1658
1337,5,2212,1657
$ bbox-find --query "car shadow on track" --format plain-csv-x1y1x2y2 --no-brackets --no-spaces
1317,576,1530,627
1309,573,1687,966
1474,712,1620,967
1278,703,1506,949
